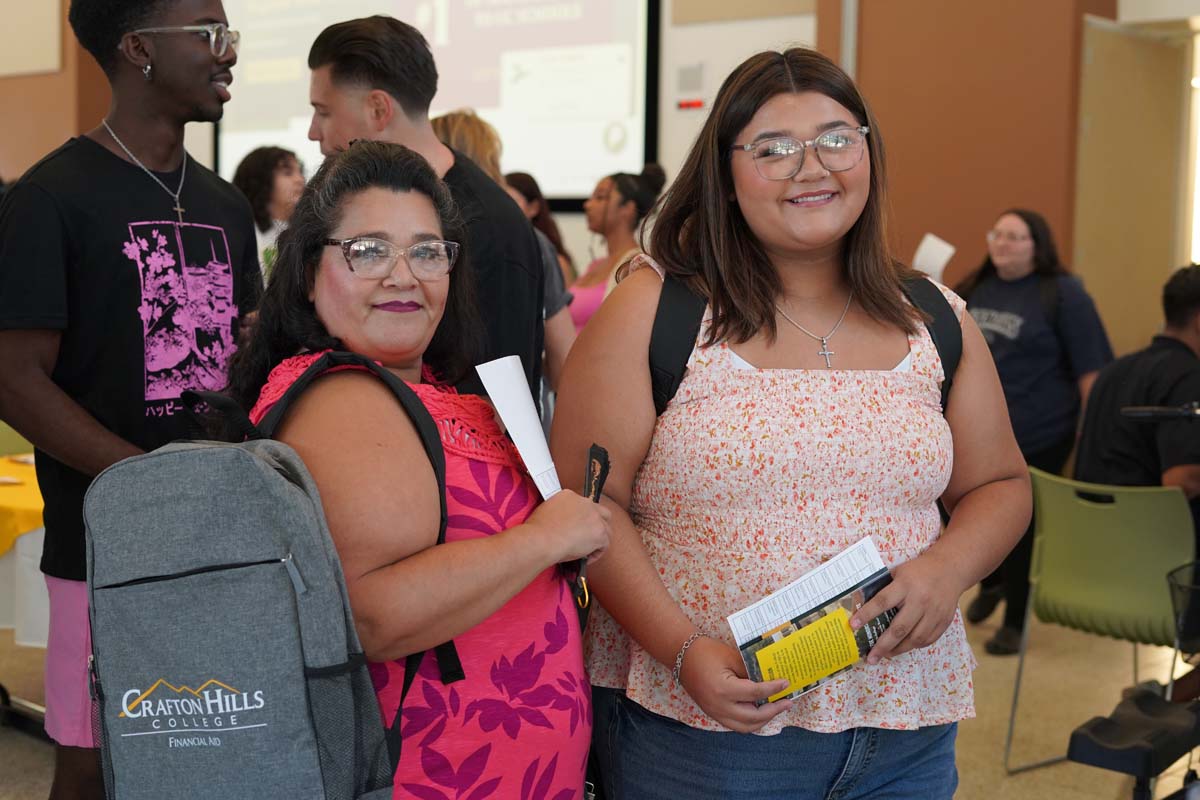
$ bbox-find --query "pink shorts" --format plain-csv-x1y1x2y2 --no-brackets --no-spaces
43,575,97,748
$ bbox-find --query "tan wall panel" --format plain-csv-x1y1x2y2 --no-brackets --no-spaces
674,0,816,25
0,0,77,181
0,2,60,77
1073,20,1188,355
0,0,111,182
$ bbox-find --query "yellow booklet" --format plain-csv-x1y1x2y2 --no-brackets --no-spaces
727,538,895,703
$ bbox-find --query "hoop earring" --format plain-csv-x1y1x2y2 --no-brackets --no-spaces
142,63,153,82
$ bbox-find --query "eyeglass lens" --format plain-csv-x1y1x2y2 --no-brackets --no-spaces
752,129,866,180
211,25,239,57
345,239,456,281
986,231,1028,243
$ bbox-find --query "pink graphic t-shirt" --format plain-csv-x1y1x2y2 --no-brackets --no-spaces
250,353,591,799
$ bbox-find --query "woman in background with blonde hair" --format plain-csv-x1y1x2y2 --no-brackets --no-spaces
431,109,576,391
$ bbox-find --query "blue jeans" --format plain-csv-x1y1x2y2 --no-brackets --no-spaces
591,688,958,800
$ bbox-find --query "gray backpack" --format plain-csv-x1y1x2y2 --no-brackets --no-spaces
84,351,464,800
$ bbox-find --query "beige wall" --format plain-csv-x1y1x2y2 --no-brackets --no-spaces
0,0,109,182
817,0,1117,288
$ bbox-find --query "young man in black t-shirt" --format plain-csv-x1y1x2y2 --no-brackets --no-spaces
306,15,545,405
0,2,260,796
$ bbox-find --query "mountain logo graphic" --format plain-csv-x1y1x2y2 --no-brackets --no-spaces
119,678,265,720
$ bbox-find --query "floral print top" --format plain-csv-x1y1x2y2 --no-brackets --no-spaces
585,258,977,735
251,353,590,799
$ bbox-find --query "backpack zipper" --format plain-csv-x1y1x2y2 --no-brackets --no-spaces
97,554,302,591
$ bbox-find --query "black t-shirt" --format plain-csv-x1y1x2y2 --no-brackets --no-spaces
443,150,544,403
0,137,262,580
1075,336,1200,502
968,272,1112,453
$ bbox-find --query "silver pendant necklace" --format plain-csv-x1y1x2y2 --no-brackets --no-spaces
102,119,187,222
775,291,854,368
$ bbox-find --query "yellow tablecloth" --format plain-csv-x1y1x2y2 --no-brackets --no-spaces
0,457,44,558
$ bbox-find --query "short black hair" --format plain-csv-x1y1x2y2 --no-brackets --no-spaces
69,0,173,75
1163,265,1200,328
308,16,438,117
233,147,300,233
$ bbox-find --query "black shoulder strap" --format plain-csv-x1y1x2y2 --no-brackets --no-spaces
252,351,465,769
901,276,962,414
649,275,707,416
181,390,263,442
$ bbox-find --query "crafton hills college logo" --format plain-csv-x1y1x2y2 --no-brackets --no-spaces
117,678,267,748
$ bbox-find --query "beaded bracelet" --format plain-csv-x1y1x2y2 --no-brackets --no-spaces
672,632,704,684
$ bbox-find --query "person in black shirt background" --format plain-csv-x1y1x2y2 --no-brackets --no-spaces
0,1,260,797
1074,265,1200,700
1075,265,1200,533
306,15,545,406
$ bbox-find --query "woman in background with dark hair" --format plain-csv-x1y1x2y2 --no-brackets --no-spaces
957,209,1112,655
232,145,305,275
226,141,610,796
552,48,1028,798
506,170,576,283
570,165,666,332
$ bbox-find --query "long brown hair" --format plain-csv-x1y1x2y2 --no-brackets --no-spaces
648,48,922,346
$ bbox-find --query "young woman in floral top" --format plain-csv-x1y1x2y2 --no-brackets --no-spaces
551,49,1029,799
227,141,610,799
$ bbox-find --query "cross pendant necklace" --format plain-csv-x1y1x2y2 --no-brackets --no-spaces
102,119,187,222
776,291,854,369
817,338,835,368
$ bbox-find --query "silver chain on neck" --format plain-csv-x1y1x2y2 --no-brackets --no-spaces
775,291,854,368
101,119,186,218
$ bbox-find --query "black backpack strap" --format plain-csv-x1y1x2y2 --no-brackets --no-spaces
901,276,962,414
649,275,707,416
181,390,263,441
254,352,465,767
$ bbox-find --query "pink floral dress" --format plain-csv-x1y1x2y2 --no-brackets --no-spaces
586,258,977,735
250,353,591,799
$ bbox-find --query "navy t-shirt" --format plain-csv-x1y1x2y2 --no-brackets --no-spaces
968,272,1112,454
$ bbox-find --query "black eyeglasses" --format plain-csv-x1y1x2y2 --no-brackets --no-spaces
324,237,459,282
132,23,240,58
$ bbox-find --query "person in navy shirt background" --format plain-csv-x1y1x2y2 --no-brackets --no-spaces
956,208,1112,655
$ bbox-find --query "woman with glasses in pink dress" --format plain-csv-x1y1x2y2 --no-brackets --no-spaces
226,141,611,798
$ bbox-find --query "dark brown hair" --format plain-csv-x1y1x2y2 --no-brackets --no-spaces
505,172,573,268
648,48,922,346
955,208,1068,299
308,16,437,117
232,146,300,233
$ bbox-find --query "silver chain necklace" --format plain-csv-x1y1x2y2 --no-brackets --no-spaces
775,292,854,368
102,119,187,222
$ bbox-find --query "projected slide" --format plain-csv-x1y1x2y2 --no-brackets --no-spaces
219,0,649,198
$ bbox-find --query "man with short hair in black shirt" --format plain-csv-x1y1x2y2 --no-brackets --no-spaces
1076,265,1200,529
306,15,544,404
0,2,260,797
1075,265,1200,700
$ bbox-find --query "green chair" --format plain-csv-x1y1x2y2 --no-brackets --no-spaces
0,422,30,456
1004,467,1195,774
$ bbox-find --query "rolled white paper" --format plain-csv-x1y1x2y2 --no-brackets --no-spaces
475,355,562,500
